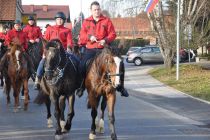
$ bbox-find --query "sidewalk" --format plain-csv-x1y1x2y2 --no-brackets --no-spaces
125,64,210,125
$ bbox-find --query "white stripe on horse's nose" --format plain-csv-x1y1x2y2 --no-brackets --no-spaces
114,57,121,87
15,50,21,70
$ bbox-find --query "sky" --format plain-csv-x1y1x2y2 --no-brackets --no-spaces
22,0,102,21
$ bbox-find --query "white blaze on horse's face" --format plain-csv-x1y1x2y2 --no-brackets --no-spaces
113,56,121,87
15,50,21,70
0,42,2,47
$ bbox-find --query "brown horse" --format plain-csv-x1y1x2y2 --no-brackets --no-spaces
3,41,29,112
85,46,122,140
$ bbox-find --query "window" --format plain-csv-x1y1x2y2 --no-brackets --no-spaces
141,48,152,53
153,47,160,53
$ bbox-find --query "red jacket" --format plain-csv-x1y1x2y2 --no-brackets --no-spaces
44,25,73,50
0,32,6,41
6,28,28,50
23,24,42,40
79,15,116,49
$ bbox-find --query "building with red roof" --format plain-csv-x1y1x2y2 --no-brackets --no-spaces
22,5,71,33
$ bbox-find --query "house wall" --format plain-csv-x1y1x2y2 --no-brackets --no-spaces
16,5,22,21
37,19,55,33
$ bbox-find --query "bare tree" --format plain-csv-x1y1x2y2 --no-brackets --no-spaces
148,0,210,69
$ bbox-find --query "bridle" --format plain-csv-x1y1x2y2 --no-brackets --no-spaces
44,48,68,85
104,55,122,88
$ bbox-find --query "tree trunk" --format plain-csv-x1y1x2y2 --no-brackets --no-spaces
148,2,175,69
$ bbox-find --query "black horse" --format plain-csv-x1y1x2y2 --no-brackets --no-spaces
34,39,79,139
0,39,8,87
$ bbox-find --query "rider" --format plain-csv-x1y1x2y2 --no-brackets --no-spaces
23,16,42,46
76,1,129,97
33,12,74,89
0,20,36,78
0,25,10,41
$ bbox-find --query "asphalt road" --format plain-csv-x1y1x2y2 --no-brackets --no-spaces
0,62,210,140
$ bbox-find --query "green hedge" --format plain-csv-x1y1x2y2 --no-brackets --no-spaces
111,38,150,54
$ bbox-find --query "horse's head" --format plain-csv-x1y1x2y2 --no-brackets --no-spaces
99,47,122,88
44,39,66,84
8,40,24,70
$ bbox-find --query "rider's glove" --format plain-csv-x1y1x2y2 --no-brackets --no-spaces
90,36,97,42
100,39,106,46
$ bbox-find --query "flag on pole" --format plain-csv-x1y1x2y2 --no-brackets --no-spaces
145,0,159,13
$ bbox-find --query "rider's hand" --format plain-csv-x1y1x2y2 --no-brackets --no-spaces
100,39,106,46
90,36,97,43
29,40,35,43
35,38,40,43
42,54,46,59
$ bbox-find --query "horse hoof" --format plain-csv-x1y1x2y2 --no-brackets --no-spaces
89,133,96,140
60,120,67,133
55,134,64,140
18,106,22,109
111,133,117,140
13,108,19,113
47,118,53,128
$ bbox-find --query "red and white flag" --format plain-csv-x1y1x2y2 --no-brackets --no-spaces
145,0,159,13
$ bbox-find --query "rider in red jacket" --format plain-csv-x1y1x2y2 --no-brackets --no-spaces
0,25,10,41
0,20,36,80
76,1,129,97
33,12,74,89
0,25,10,46
6,23,28,50
44,22,73,50
23,16,42,45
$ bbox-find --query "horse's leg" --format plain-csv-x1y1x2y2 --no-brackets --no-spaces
53,96,63,139
11,79,19,112
107,94,117,140
23,79,29,111
5,77,11,106
21,77,30,100
89,106,98,140
59,95,66,133
97,96,106,133
45,96,53,128
0,72,4,87
64,94,75,133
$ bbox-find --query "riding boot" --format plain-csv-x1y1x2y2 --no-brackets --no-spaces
33,76,41,90
117,61,129,97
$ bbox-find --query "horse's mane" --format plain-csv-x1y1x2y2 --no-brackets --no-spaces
9,38,23,54
91,46,119,79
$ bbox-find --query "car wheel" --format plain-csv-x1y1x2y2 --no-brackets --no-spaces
134,58,143,66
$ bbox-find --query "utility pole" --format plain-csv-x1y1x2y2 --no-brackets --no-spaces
176,0,180,80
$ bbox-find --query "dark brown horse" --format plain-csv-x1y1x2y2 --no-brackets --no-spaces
85,46,122,140
34,39,79,139
0,39,8,87
3,41,29,112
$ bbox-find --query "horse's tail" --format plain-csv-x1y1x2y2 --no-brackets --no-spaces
34,90,49,105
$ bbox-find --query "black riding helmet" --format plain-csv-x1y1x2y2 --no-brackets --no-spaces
54,12,66,20
28,16,35,21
